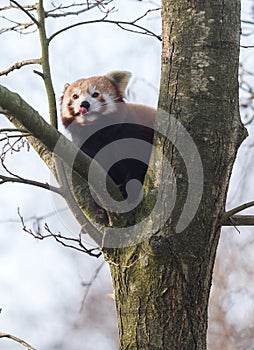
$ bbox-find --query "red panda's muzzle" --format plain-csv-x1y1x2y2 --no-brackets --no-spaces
79,106,88,115
79,100,90,115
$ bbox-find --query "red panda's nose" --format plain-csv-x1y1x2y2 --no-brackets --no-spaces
79,101,90,115
80,101,90,110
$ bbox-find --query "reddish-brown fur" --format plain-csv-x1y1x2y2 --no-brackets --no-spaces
61,72,156,200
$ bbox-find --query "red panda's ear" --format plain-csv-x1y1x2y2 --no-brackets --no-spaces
105,71,132,97
64,83,70,91
60,83,70,104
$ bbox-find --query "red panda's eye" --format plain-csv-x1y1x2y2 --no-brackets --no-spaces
72,94,79,99
92,92,99,98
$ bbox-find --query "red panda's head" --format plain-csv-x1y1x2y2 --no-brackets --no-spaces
61,71,131,127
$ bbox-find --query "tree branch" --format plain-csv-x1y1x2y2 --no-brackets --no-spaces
35,1,106,239
4,118,106,246
0,127,28,133
222,215,254,226
0,84,121,200
80,260,105,311
0,59,41,77
0,84,125,246
0,207,68,224
48,9,162,42
0,174,62,195
0,132,30,142
0,332,37,350
17,208,101,257
0,19,35,35
0,4,36,11
221,200,254,222
37,0,57,127
10,0,39,26
45,0,114,18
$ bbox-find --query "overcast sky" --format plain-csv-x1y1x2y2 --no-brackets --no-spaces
1,1,254,349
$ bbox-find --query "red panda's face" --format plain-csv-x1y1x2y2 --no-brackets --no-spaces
61,76,123,126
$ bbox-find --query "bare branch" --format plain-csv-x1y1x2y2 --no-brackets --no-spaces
0,207,68,224
0,84,122,204
222,200,254,222
10,0,39,26
223,215,254,227
0,3,36,12
46,0,114,18
0,332,37,350
132,7,160,23
17,208,102,257
2,113,108,247
80,260,105,311
0,59,41,77
240,45,254,48
0,18,35,35
0,128,28,133
0,134,63,194
242,19,254,25
0,174,63,195
0,125,31,162
1,132,30,158
0,132,30,142
48,8,162,42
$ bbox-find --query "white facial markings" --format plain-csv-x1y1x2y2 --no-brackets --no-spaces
75,115,86,124
102,93,117,114
72,87,81,96
83,114,100,123
63,80,120,124
88,85,97,95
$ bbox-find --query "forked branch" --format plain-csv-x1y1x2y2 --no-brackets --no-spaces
48,8,162,42
45,0,114,17
18,208,102,257
222,200,254,221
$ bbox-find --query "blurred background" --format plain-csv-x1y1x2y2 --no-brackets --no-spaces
0,0,254,349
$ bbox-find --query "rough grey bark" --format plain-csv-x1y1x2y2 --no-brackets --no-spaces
108,1,247,349
0,0,248,349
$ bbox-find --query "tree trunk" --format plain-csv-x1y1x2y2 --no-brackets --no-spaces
0,0,247,348
107,1,246,349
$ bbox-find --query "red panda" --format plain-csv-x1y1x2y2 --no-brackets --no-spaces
61,71,155,201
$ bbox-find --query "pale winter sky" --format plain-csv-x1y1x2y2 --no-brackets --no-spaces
0,0,254,349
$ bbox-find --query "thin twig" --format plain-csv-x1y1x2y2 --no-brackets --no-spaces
0,332,37,350
0,175,63,195
0,59,41,77
80,260,105,311
10,0,39,26
222,200,254,222
242,19,254,25
48,9,162,42
0,133,30,142
0,4,36,12
0,207,68,224
0,128,28,133
46,0,114,18
223,215,254,227
17,208,101,257
240,45,254,48
0,19,35,34
1,133,30,159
